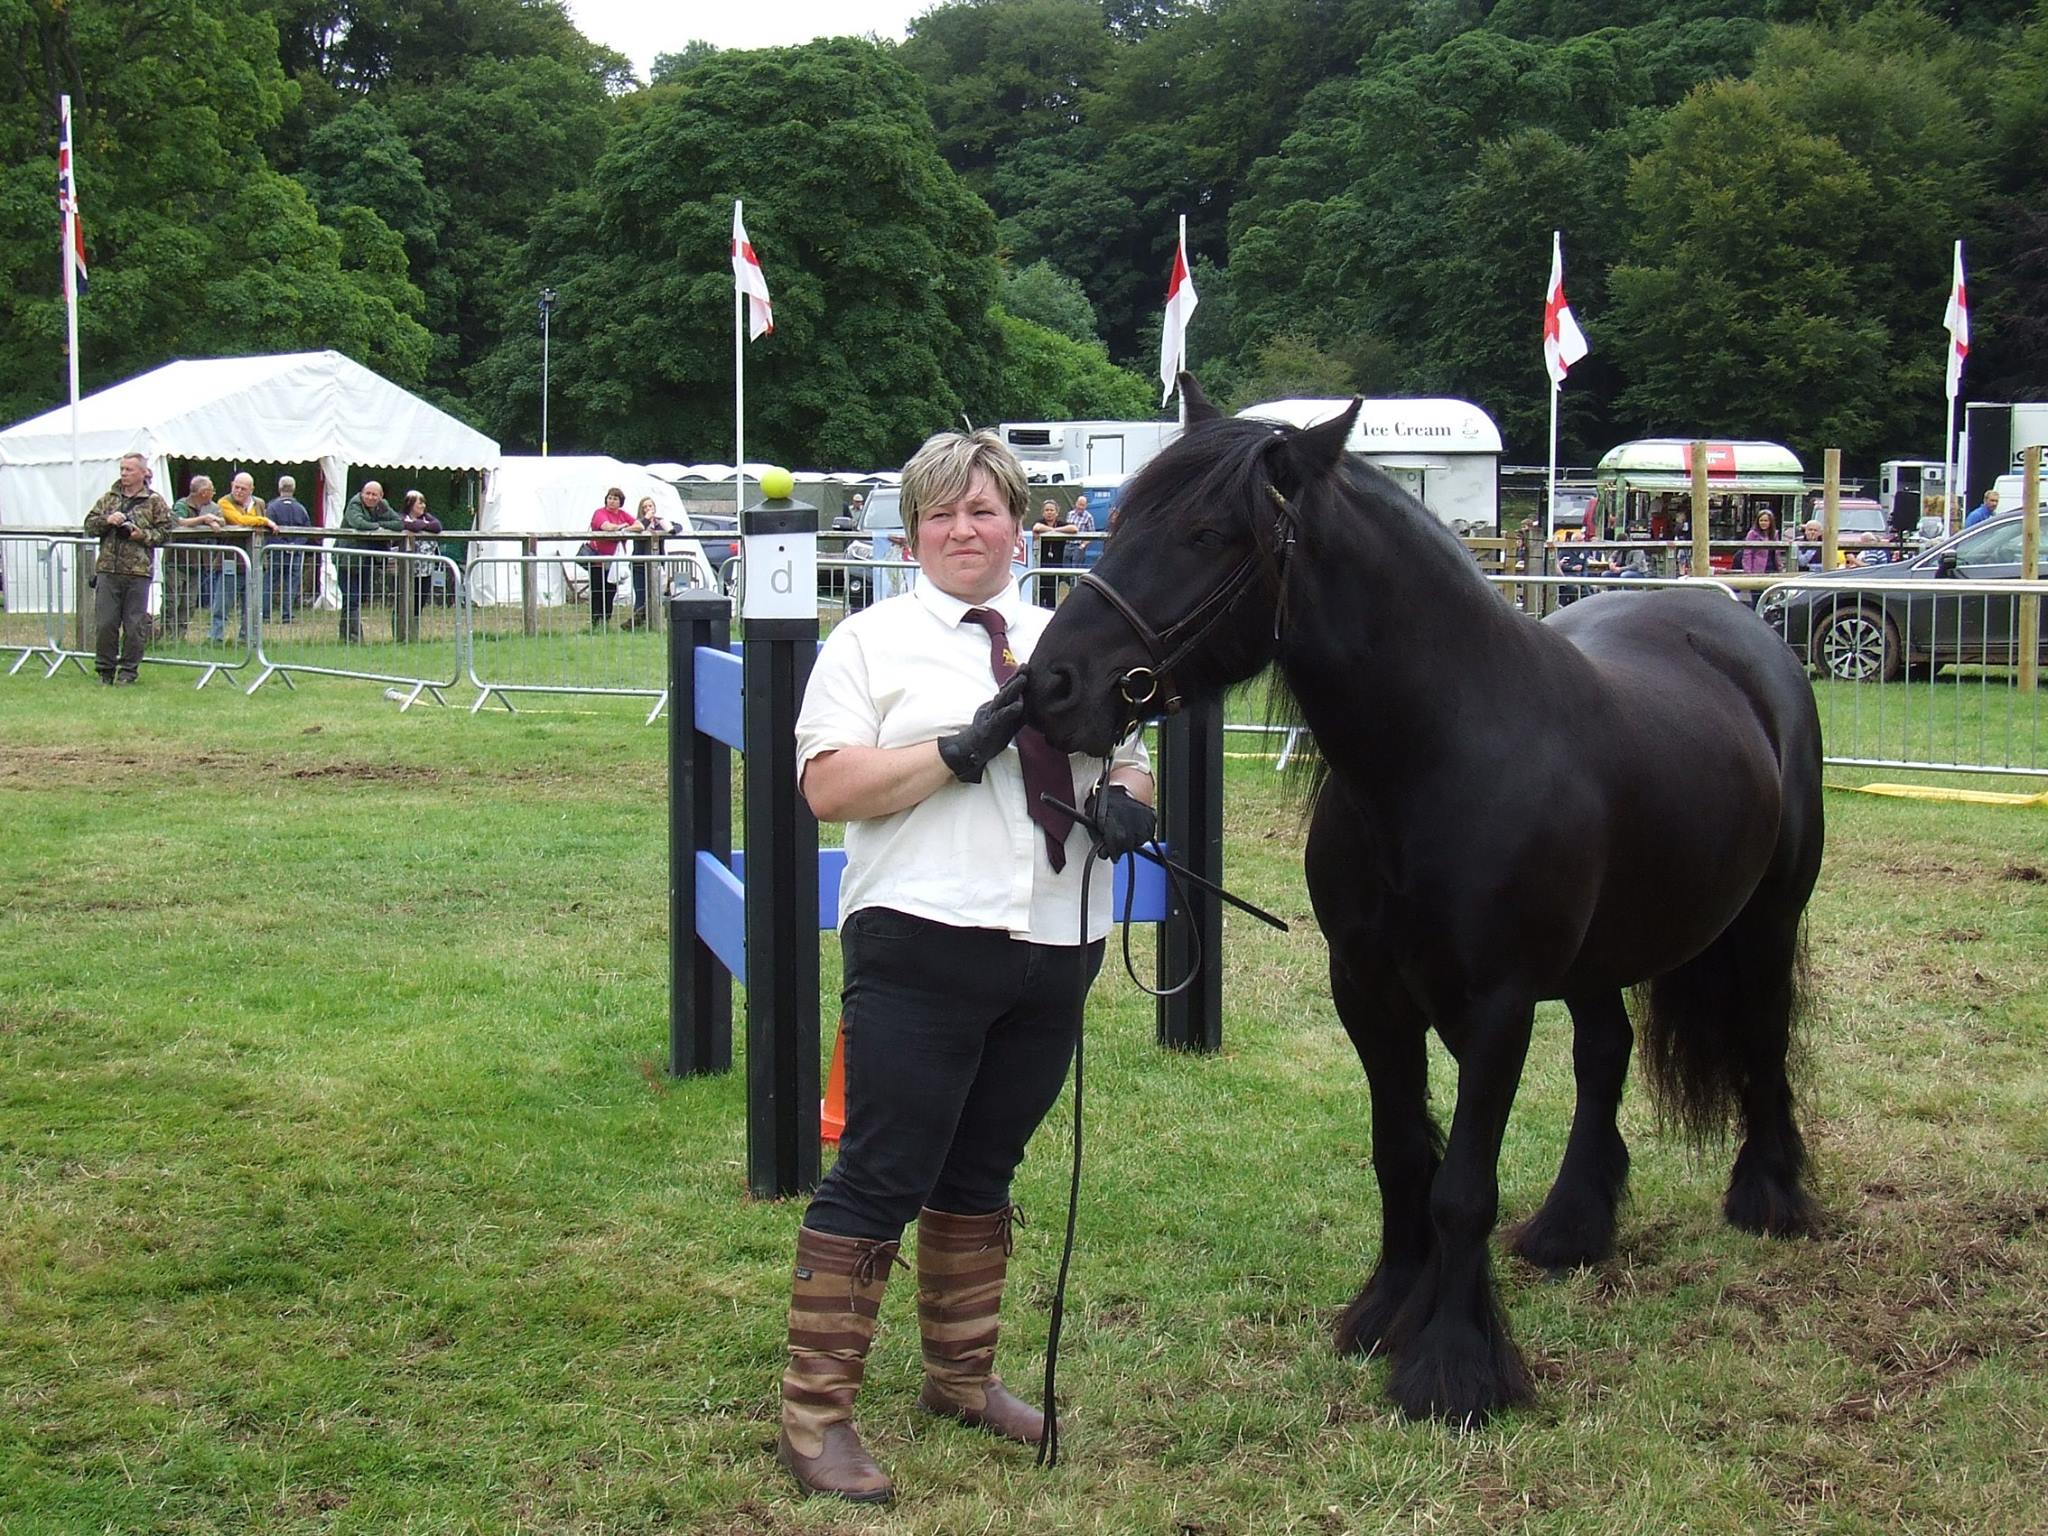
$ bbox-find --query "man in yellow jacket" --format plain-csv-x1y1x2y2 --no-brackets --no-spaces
212,471,278,645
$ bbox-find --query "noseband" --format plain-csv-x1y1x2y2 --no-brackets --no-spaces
1077,483,1300,719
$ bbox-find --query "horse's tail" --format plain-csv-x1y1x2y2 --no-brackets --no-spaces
1632,913,1811,1144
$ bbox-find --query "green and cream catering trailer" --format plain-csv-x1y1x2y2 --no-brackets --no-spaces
1591,439,1807,560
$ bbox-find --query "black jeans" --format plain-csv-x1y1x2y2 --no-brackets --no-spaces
93,571,151,680
804,908,1104,1241
588,561,617,626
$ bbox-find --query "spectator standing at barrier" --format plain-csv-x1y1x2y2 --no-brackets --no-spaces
1740,508,1783,605
1029,498,1062,608
82,452,173,684
398,490,443,634
161,474,225,644
1965,488,2000,529
266,475,312,624
587,487,634,629
628,494,671,626
780,429,1154,1505
1798,520,1825,571
337,481,401,643
211,472,278,645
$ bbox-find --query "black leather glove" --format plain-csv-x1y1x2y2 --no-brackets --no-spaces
937,672,1028,783
1087,782,1155,861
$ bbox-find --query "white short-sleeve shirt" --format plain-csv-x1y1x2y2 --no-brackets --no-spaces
796,577,1150,944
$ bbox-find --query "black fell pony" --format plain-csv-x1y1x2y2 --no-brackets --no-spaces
1025,381,1824,1425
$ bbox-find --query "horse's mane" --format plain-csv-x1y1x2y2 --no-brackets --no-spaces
1123,417,1489,813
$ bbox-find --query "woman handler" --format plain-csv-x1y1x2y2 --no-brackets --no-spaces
781,430,1154,1503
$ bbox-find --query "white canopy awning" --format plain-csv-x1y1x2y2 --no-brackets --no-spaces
0,350,498,475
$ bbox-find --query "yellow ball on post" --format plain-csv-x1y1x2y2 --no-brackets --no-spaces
759,466,795,501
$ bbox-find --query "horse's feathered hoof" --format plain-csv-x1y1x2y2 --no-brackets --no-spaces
1725,1175,1819,1238
1504,1201,1618,1273
1385,1316,1535,1428
1333,1262,1418,1358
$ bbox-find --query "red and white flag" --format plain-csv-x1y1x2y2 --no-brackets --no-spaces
1158,222,1199,405
58,94,87,296
1943,239,1968,400
731,201,772,341
1543,230,1587,386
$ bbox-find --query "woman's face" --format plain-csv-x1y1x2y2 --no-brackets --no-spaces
914,468,1019,603
1757,512,1776,533
606,491,624,508
638,498,656,517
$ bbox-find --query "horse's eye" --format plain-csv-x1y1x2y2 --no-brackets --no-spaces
1190,526,1228,550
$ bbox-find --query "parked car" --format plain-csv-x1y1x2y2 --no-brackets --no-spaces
690,513,741,595
1760,512,2047,681
1830,497,1898,562
843,487,912,611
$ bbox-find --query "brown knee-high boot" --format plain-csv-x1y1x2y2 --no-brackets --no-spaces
778,1227,905,1503
915,1205,1046,1444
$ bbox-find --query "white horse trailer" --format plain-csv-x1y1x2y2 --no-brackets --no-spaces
998,419,1180,483
1236,398,1504,535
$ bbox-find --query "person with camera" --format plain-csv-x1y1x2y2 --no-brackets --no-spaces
82,453,174,684
778,429,1153,1504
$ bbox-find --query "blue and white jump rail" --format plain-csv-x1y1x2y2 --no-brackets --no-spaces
665,491,1232,1200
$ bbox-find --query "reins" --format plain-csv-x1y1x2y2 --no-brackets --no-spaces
1030,482,1302,1462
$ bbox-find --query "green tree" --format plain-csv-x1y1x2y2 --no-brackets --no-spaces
0,0,430,425
989,309,1158,420
470,39,1005,467
651,41,720,83
1001,259,1100,341
1605,81,1889,454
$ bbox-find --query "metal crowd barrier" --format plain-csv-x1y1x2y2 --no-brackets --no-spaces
151,541,259,688
244,548,465,707
0,533,78,675
0,535,260,687
464,550,704,720
1756,573,2048,777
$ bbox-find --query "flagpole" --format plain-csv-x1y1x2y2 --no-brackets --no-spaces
1176,214,1188,433
1944,238,1962,533
1546,384,1559,541
734,199,745,523
62,95,81,523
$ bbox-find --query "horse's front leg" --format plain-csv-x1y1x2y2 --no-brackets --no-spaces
1384,992,1537,1425
1329,956,1437,1359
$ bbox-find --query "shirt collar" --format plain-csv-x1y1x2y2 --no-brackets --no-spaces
914,571,1023,629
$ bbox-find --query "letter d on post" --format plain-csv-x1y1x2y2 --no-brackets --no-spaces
740,480,821,1197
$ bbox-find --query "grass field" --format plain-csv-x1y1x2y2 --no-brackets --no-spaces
3,674,2046,1534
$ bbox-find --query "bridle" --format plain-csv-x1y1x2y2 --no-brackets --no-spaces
1075,481,1301,721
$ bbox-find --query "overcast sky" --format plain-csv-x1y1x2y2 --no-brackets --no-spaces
566,1,933,79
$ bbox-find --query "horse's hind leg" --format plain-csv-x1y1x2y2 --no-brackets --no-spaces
1723,910,1817,1237
1330,955,1439,1359
1506,990,1632,1271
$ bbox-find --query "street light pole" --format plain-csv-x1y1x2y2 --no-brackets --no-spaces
538,286,557,457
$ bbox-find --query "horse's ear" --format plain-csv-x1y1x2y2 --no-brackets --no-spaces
1178,372,1221,425
1276,398,1361,487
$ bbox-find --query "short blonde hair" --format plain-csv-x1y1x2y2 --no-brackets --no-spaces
900,430,1026,546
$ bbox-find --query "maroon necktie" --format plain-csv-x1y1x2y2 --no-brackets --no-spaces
964,607,1074,872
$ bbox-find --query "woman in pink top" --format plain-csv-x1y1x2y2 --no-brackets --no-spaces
588,487,636,628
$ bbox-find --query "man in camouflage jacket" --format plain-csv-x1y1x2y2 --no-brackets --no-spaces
82,453,174,683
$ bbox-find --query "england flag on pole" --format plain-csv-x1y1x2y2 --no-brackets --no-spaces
1158,223,1199,404
731,202,772,340
1543,230,1587,386
58,95,87,295
1943,240,1968,400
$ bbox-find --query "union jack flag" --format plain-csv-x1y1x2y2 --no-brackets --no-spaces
58,95,87,294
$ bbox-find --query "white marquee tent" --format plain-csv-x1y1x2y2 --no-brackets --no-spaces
470,455,711,608
0,350,498,609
